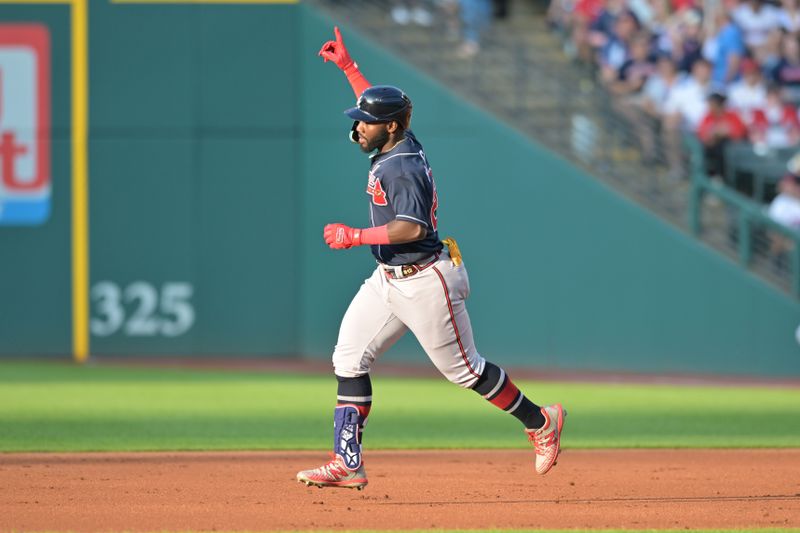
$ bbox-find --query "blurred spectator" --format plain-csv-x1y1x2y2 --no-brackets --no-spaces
703,10,746,87
728,57,768,126
779,0,800,34
392,1,434,26
617,55,685,163
588,0,630,51
751,83,800,148
732,0,783,64
605,31,656,93
572,0,603,63
767,169,800,260
769,168,800,229
391,0,433,26
627,0,654,28
457,0,492,58
663,58,713,178
438,0,461,40
641,56,685,113
664,57,713,129
562,0,605,62
770,31,800,103
770,178,800,224
671,0,696,10
697,91,748,177
598,10,641,82
667,8,705,72
647,0,677,55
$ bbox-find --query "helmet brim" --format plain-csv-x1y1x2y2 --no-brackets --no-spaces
344,107,384,123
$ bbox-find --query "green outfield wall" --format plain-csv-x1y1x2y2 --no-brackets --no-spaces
0,1,798,376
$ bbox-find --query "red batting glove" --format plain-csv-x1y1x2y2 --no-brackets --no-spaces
324,223,362,250
318,26,355,71
318,27,372,98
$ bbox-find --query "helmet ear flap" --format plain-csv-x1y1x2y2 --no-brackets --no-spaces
349,121,359,143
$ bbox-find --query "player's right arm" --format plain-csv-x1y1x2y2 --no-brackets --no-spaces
323,219,425,250
318,26,372,98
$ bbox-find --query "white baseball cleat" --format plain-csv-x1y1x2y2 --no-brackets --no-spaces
526,403,567,475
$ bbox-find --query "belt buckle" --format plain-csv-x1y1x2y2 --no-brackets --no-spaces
382,264,400,280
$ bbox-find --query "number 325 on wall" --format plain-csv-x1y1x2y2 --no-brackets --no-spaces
91,281,195,337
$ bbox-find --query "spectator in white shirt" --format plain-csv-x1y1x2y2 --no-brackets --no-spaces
642,55,686,116
619,55,685,163
770,171,800,229
662,58,713,179
733,0,783,63
664,57,713,129
750,83,800,148
728,57,769,126
768,168,800,260
779,0,800,35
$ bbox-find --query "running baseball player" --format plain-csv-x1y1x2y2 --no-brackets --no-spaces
296,27,566,490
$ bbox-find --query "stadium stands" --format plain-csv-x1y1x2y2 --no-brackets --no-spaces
313,0,800,295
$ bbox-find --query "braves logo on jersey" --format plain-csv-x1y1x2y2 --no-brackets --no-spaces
366,171,387,206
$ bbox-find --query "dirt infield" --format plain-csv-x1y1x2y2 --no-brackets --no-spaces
2,449,799,531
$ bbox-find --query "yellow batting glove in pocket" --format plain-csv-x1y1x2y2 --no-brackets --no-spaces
442,237,463,266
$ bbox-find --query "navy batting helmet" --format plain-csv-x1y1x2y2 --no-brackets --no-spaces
345,85,412,142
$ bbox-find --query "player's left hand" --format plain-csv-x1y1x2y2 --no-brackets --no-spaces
318,26,355,71
323,223,361,249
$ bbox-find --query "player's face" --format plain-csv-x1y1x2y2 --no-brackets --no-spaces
355,121,391,153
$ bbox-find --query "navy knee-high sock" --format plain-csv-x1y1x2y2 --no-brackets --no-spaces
471,362,545,430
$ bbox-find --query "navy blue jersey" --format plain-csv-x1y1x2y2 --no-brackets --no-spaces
365,130,443,265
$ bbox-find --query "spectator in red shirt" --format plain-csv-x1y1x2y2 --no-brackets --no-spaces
670,0,696,11
697,91,749,177
750,83,800,148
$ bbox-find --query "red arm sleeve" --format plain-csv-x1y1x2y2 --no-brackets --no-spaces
344,64,372,98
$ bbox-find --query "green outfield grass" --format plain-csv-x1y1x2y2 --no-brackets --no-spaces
1,361,799,452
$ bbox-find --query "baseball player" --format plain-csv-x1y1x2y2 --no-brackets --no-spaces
296,27,566,490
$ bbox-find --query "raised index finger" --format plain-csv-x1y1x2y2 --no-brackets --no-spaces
334,26,344,45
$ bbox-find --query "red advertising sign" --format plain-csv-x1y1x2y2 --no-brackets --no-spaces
0,24,51,225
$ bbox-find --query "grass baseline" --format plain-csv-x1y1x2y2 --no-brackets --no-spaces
1,362,799,452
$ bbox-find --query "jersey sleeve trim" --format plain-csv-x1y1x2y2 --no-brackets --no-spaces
396,214,429,227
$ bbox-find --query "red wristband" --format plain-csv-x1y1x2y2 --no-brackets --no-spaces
358,225,391,245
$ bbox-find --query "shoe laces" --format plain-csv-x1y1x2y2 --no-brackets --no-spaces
528,425,557,455
311,453,348,478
